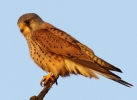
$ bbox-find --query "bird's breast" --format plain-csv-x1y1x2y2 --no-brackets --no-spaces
26,38,68,77
27,38,50,72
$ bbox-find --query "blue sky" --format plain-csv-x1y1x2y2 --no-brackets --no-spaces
0,1,136,100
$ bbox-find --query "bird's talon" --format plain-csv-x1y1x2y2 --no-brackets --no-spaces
40,72,57,86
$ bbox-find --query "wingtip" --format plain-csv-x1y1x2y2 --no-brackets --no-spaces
117,68,123,73
110,66,123,73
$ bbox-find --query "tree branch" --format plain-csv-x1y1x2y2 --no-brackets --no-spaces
30,80,53,100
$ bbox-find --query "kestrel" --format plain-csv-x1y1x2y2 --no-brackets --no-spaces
17,13,133,87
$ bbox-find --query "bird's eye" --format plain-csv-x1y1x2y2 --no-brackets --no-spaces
25,20,30,25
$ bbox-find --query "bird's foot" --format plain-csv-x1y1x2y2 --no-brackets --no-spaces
40,72,57,87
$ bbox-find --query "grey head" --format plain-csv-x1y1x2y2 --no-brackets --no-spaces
17,13,44,37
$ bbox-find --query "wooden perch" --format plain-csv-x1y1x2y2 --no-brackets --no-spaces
30,80,53,100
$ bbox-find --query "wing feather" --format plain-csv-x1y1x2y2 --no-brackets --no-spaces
31,28,132,87
47,27,122,72
32,29,91,60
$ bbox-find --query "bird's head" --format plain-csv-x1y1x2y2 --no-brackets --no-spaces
17,13,44,37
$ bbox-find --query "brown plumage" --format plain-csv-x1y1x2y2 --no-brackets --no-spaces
17,13,133,87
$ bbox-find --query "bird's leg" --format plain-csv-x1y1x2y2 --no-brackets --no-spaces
40,72,57,86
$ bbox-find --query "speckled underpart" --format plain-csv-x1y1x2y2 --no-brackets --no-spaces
27,37,70,78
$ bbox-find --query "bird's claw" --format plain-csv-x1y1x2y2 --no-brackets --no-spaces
40,73,58,87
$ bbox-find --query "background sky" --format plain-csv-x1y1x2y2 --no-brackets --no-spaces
0,0,136,100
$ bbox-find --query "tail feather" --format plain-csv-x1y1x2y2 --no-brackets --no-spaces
70,57,133,87
113,80,133,87
75,42,132,87
96,72,133,87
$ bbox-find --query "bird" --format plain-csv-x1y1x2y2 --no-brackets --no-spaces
17,13,133,87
